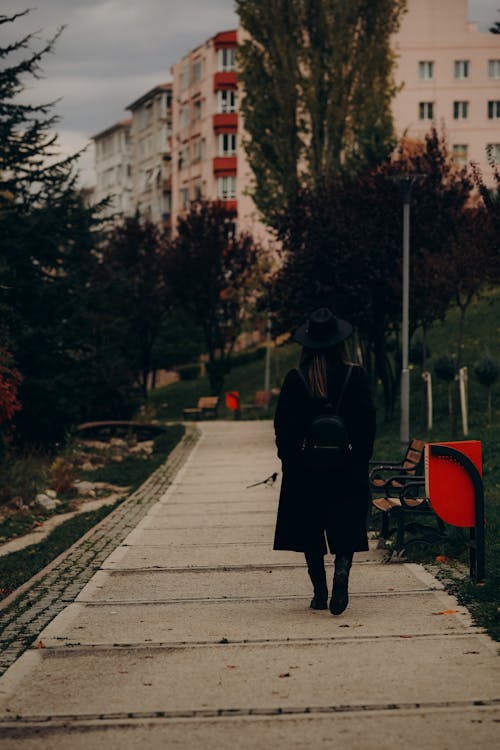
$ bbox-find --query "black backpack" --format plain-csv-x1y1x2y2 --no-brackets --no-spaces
297,365,353,471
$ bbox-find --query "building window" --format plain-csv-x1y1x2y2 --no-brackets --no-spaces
218,133,237,156
452,144,468,165
217,89,237,113
193,99,202,120
453,101,468,120
180,187,190,209
419,101,434,120
488,60,500,79
192,138,202,162
454,60,469,80
193,183,203,201
181,105,190,129
217,176,236,200
218,47,236,72
161,191,171,214
418,61,434,80
487,100,500,119
144,169,153,190
193,59,202,82
178,145,189,171
487,144,500,162
182,63,190,89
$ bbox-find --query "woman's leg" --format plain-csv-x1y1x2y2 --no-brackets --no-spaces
330,551,354,615
304,548,328,610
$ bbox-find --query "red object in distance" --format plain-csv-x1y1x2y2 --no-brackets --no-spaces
425,440,482,527
225,391,240,411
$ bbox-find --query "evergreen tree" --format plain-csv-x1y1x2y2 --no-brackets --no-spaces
236,0,406,226
0,11,136,443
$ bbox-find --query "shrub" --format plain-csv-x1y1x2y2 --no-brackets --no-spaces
177,363,200,381
49,457,75,495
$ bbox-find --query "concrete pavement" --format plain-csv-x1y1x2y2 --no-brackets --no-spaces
0,421,498,748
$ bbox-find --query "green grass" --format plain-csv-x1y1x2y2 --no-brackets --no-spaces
148,344,301,421
0,503,120,599
78,424,184,490
0,424,185,600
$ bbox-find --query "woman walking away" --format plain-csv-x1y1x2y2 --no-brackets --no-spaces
273,308,376,615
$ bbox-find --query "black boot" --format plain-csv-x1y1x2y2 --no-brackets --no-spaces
330,553,353,616
305,551,328,610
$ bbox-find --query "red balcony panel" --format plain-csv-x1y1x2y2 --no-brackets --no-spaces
213,113,238,133
214,71,237,91
221,200,237,214
213,156,237,176
214,31,237,49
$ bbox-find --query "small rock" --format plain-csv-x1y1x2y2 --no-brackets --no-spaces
35,493,58,511
45,489,57,499
81,461,94,471
74,481,96,497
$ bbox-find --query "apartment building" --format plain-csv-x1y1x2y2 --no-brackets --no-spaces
91,119,133,220
170,30,263,238
126,83,173,229
393,0,500,177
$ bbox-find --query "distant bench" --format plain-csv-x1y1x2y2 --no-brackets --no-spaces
75,421,166,442
183,396,219,421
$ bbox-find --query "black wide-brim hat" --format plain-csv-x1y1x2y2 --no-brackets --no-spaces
293,308,353,349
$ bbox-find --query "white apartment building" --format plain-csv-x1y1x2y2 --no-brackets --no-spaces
91,120,133,220
126,83,173,229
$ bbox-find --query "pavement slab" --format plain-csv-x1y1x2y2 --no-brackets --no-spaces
75,562,443,603
0,420,498,749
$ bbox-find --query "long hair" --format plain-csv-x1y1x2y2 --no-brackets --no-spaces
300,344,346,399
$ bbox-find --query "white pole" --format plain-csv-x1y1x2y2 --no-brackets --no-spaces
264,312,271,392
459,366,469,436
422,371,433,430
400,195,411,452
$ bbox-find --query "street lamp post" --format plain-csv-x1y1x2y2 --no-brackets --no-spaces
393,174,425,454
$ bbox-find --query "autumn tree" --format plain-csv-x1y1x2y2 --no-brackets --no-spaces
99,214,171,400
166,202,263,395
236,0,406,226
272,129,480,419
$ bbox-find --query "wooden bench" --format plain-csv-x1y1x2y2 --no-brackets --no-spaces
240,390,272,414
370,440,445,555
182,396,219,421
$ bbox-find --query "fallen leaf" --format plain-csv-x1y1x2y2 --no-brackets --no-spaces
400,635,413,638
219,637,229,644
432,609,460,616
143,682,152,686
279,673,291,678
435,555,452,563
338,624,350,628
464,651,479,655
227,665,237,669
35,641,45,649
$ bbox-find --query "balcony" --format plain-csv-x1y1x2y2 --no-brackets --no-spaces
214,30,237,49
220,200,237,214
213,156,237,177
213,71,237,91
213,113,238,134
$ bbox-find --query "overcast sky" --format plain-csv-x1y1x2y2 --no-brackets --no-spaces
3,0,499,185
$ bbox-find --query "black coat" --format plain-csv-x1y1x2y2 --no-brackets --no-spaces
273,363,376,554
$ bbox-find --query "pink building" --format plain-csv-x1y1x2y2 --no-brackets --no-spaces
393,0,500,178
